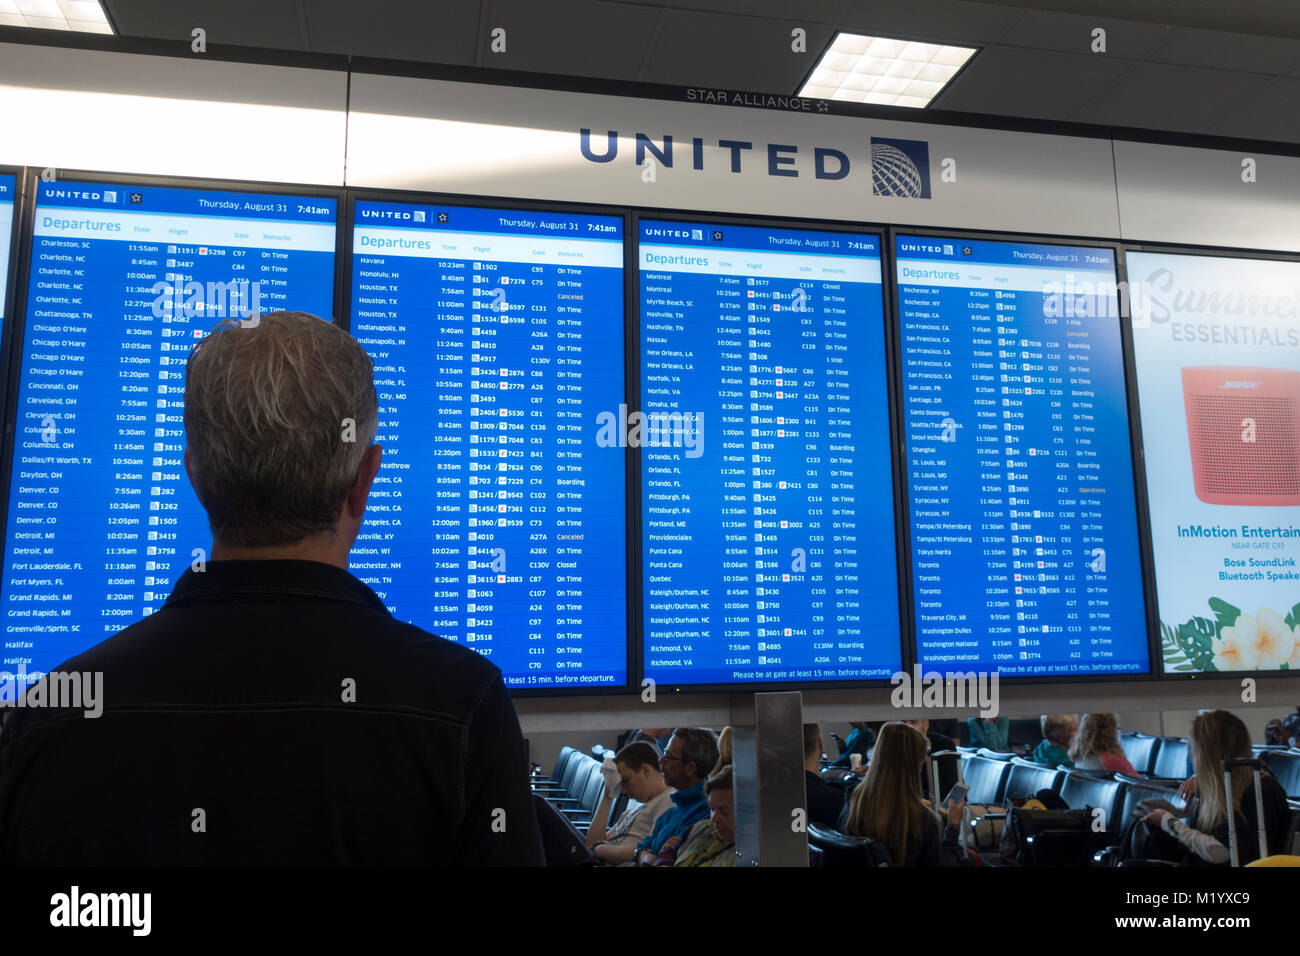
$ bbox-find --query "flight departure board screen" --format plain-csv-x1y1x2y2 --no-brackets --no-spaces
640,219,901,687
3,179,336,682
896,235,1149,676
0,174,15,320
349,199,627,690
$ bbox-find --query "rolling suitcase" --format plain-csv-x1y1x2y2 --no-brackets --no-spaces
1222,757,1268,867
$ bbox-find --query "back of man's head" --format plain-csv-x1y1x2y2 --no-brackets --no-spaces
802,722,822,761
184,312,378,546
672,727,720,784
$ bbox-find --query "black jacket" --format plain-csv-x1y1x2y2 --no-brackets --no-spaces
0,559,543,866
805,770,848,831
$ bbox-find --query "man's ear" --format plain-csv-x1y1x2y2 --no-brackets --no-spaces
345,444,383,521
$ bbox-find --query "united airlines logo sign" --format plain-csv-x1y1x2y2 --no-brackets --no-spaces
577,129,933,199
870,137,931,198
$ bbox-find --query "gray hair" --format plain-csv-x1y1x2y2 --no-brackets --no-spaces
183,311,378,547
671,727,720,783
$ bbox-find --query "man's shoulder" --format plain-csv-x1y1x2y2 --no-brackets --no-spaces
35,599,506,727
642,788,674,814
77,600,495,671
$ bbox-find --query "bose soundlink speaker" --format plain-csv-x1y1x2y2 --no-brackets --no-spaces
1181,366,1300,506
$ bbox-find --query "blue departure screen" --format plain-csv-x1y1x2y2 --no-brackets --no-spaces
640,220,901,686
349,200,628,689
2,180,337,682
896,236,1149,676
0,174,15,320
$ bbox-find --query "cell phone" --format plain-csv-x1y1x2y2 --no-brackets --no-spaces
941,782,969,809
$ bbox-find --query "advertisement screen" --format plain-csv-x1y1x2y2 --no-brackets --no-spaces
1128,251,1300,675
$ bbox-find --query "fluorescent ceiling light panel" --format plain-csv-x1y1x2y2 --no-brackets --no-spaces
799,32,975,107
0,0,113,33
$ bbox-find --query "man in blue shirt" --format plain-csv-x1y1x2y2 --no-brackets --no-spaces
634,727,719,866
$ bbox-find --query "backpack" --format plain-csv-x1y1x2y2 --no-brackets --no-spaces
966,804,1008,851
998,806,1099,866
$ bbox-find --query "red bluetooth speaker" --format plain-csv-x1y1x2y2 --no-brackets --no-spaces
1181,365,1300,506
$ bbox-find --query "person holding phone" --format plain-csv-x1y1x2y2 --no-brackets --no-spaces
843,722,965,866
828,722,876,773
1141,711,1289,866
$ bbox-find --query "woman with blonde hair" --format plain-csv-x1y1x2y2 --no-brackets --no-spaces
1068,713,1139,778
711,726,732,776
843,722,963,866
1143,710,1289,865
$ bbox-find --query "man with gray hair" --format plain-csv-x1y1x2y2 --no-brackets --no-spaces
0,312,542,865
633,727,719,866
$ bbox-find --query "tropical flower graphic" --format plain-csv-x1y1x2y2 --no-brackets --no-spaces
1247,608,1296,670
1163,599,1300,673
1212,621,1254,671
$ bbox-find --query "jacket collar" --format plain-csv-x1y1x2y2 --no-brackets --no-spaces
671,782,706,807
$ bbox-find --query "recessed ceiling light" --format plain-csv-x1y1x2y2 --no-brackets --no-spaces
0,0,114,34
799,32,976,108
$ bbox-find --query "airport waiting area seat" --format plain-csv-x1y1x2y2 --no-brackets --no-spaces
1059,770,1127,843
1261,749,1300,800
807,824,891,867
1150,737,1192,781
1000,759,1065,805
531,745,578,788
531,748,634,835
961,754,1013,806
1119,732,1161,776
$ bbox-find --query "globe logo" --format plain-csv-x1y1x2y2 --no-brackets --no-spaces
871,141,929,198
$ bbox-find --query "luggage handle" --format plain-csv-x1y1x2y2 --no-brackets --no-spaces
929,750,967,851
1220,758,1267,867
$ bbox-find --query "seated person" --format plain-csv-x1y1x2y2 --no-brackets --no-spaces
1143,710,1291,866
828,722,876,771
1283,711,1300,749
843,722,964,866
1264,718,1288,747
585,741,674,865
634,728,719,866
1068,713,1139,777
626,728,672,753
966,715,1011,752
905,718,957,800
803,723,847,829
929,718,963,746
657,766,736,867
1032,714,1077,768
712,726,733,777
